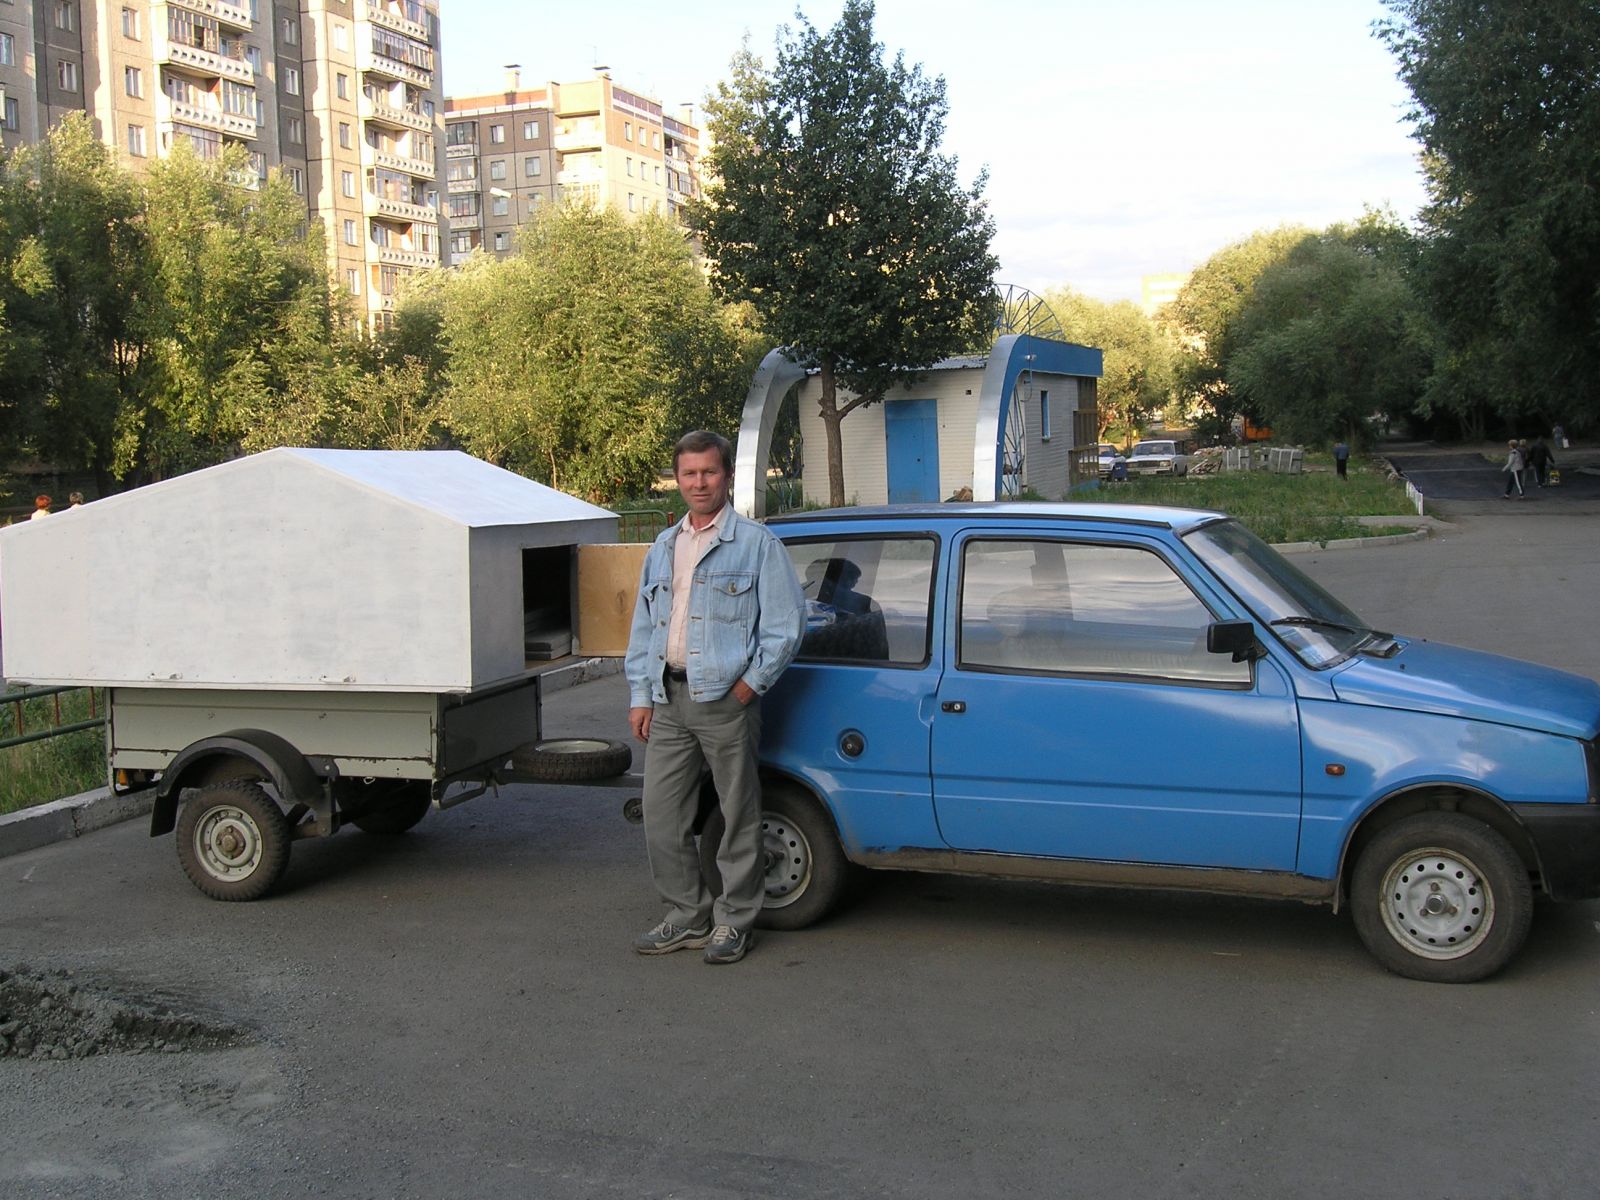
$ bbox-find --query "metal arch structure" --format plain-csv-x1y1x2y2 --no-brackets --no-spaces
993,283,1067,343
972,334,1104,501
971,287,1071,500
733,348,808,519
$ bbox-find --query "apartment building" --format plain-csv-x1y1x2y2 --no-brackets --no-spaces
443,68,700,264
1,0,444,330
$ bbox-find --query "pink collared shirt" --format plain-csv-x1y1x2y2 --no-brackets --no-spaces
666,504,730,669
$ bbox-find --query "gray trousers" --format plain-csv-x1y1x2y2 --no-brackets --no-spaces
642,678,764,931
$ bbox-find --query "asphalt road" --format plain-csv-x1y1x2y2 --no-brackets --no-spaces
3,510,1598,1199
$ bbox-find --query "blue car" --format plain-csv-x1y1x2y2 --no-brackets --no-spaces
698,503,1600,983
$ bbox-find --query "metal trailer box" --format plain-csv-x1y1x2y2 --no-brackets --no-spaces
0,447,619,692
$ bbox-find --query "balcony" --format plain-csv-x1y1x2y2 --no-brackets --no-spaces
445,142,477,159
362,96,432,134
553,128,601,153
556,169,602,187
376,245,439,269
361,46,432,88
164,98,258,140
363,191,436,224
449,211,481,230
366,2,429,42
159,38,255,85
370,147,436,178
446,177,477,194
166,0,255,31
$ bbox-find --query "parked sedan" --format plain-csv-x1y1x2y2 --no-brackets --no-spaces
1097,444,1127,480
1126,439,1188,477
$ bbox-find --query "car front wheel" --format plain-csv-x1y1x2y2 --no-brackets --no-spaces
1350,812,1532,983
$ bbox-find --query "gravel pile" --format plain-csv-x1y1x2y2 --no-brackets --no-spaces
0,965,246,1061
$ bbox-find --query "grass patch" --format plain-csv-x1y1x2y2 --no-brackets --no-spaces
1,689,107,815
1097,457,1414,545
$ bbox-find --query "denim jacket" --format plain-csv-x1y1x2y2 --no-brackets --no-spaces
625,509,806,706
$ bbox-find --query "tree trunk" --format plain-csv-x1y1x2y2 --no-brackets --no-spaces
818,359,846,508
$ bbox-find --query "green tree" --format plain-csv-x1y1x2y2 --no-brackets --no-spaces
1227,217,1434,445
688,0,999,506
1378,1,1600,434
0,116,150,493
1045,289,1175,443
441,204,753,503
1165,226,1308,440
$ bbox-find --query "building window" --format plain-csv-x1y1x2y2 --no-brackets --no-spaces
343,219,358,245
336,73,349,100
121,7,140,38
246,44,262,72
286,165,304,193
488,159,506,181
283,66,300,95
627,193,635,212
653,131,661,149
1039,390,1052,441
493,231,508,251
624,121,632,141
654,165,661,184
524,156,540,178
58,60,79,92
341,170,356,197
55,1,74,32
490,195,508,216
489,123,504,144
446,122,476,146
0,32,13,65
127,123,146,156
2,97,19,131
281,16,298,45
286,116,303,144
333,24,347,51
625,157,633,177
522,119,538,139
124,66,142,98
339,122,351,148
346,269,360,294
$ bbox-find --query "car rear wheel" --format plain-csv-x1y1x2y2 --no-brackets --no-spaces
1350,812,1532,983
698,783,854,930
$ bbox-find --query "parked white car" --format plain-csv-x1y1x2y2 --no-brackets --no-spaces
1126,439,1188,477
1097,444,1127,480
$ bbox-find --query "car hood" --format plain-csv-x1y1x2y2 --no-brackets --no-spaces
1329,639,1600,739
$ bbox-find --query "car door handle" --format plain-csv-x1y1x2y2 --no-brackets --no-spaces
940,700,966,714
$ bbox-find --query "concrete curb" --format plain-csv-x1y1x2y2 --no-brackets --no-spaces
0,657,626,862
1274,527,1431,556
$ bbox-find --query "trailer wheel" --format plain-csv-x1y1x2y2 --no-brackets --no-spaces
350,785,433,835
510,738,632,782
176,781,292,902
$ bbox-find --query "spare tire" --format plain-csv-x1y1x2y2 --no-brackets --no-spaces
511,738,632,782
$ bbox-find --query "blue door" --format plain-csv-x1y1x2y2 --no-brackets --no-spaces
885,399,940,503
930,532,1303,870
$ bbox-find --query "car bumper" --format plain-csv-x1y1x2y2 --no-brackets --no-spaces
1513,802,1600,900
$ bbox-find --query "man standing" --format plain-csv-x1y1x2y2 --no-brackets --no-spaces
624,431,806,965
1333,441,1350,480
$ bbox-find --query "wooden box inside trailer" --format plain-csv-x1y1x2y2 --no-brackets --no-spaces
0,449,637,694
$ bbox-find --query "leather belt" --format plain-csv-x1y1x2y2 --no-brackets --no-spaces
664,666,688,682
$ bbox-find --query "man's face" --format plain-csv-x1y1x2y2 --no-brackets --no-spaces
675,448,731,519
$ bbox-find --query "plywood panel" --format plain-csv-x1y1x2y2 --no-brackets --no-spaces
574,543,651,656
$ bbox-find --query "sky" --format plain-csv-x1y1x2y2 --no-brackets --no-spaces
440,0,1428,303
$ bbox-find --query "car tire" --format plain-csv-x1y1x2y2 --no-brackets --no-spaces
698,782,854,931
1350,812,1532,983
510,738,632,782
176,781,292,902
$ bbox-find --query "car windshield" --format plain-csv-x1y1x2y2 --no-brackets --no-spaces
1183,518,1378,668
1132,442,1174,455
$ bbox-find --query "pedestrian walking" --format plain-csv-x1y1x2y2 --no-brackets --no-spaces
1333,441,1350,480
624,430,806,965
29,495,52,520
1525,438,1554,488
1501,440,1526,498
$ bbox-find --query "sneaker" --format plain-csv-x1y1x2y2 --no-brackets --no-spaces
703,924,751,965
634,920,711,955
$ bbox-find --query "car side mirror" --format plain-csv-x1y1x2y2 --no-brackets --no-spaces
1207,620,1262,663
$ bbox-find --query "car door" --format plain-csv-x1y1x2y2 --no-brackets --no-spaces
763,531,945,854
930,530,1303,870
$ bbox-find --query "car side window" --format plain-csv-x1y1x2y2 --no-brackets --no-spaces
784,536,936,665
959,538,1250,685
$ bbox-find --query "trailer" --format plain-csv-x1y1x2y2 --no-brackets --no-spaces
0,448,648,899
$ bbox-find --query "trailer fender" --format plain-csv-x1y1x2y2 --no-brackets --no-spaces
150,731,334,837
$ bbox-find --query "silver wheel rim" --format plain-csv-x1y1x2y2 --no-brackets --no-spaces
193,805,264,883
761,815,812,908
1378,845,1494,961
536,739,613,755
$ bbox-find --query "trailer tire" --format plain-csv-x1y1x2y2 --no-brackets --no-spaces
350,784,433,835
511,738,632,782
176,781,292,902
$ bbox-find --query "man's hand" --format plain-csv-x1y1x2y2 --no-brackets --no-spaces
629,706,653,742
731,679,757,706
